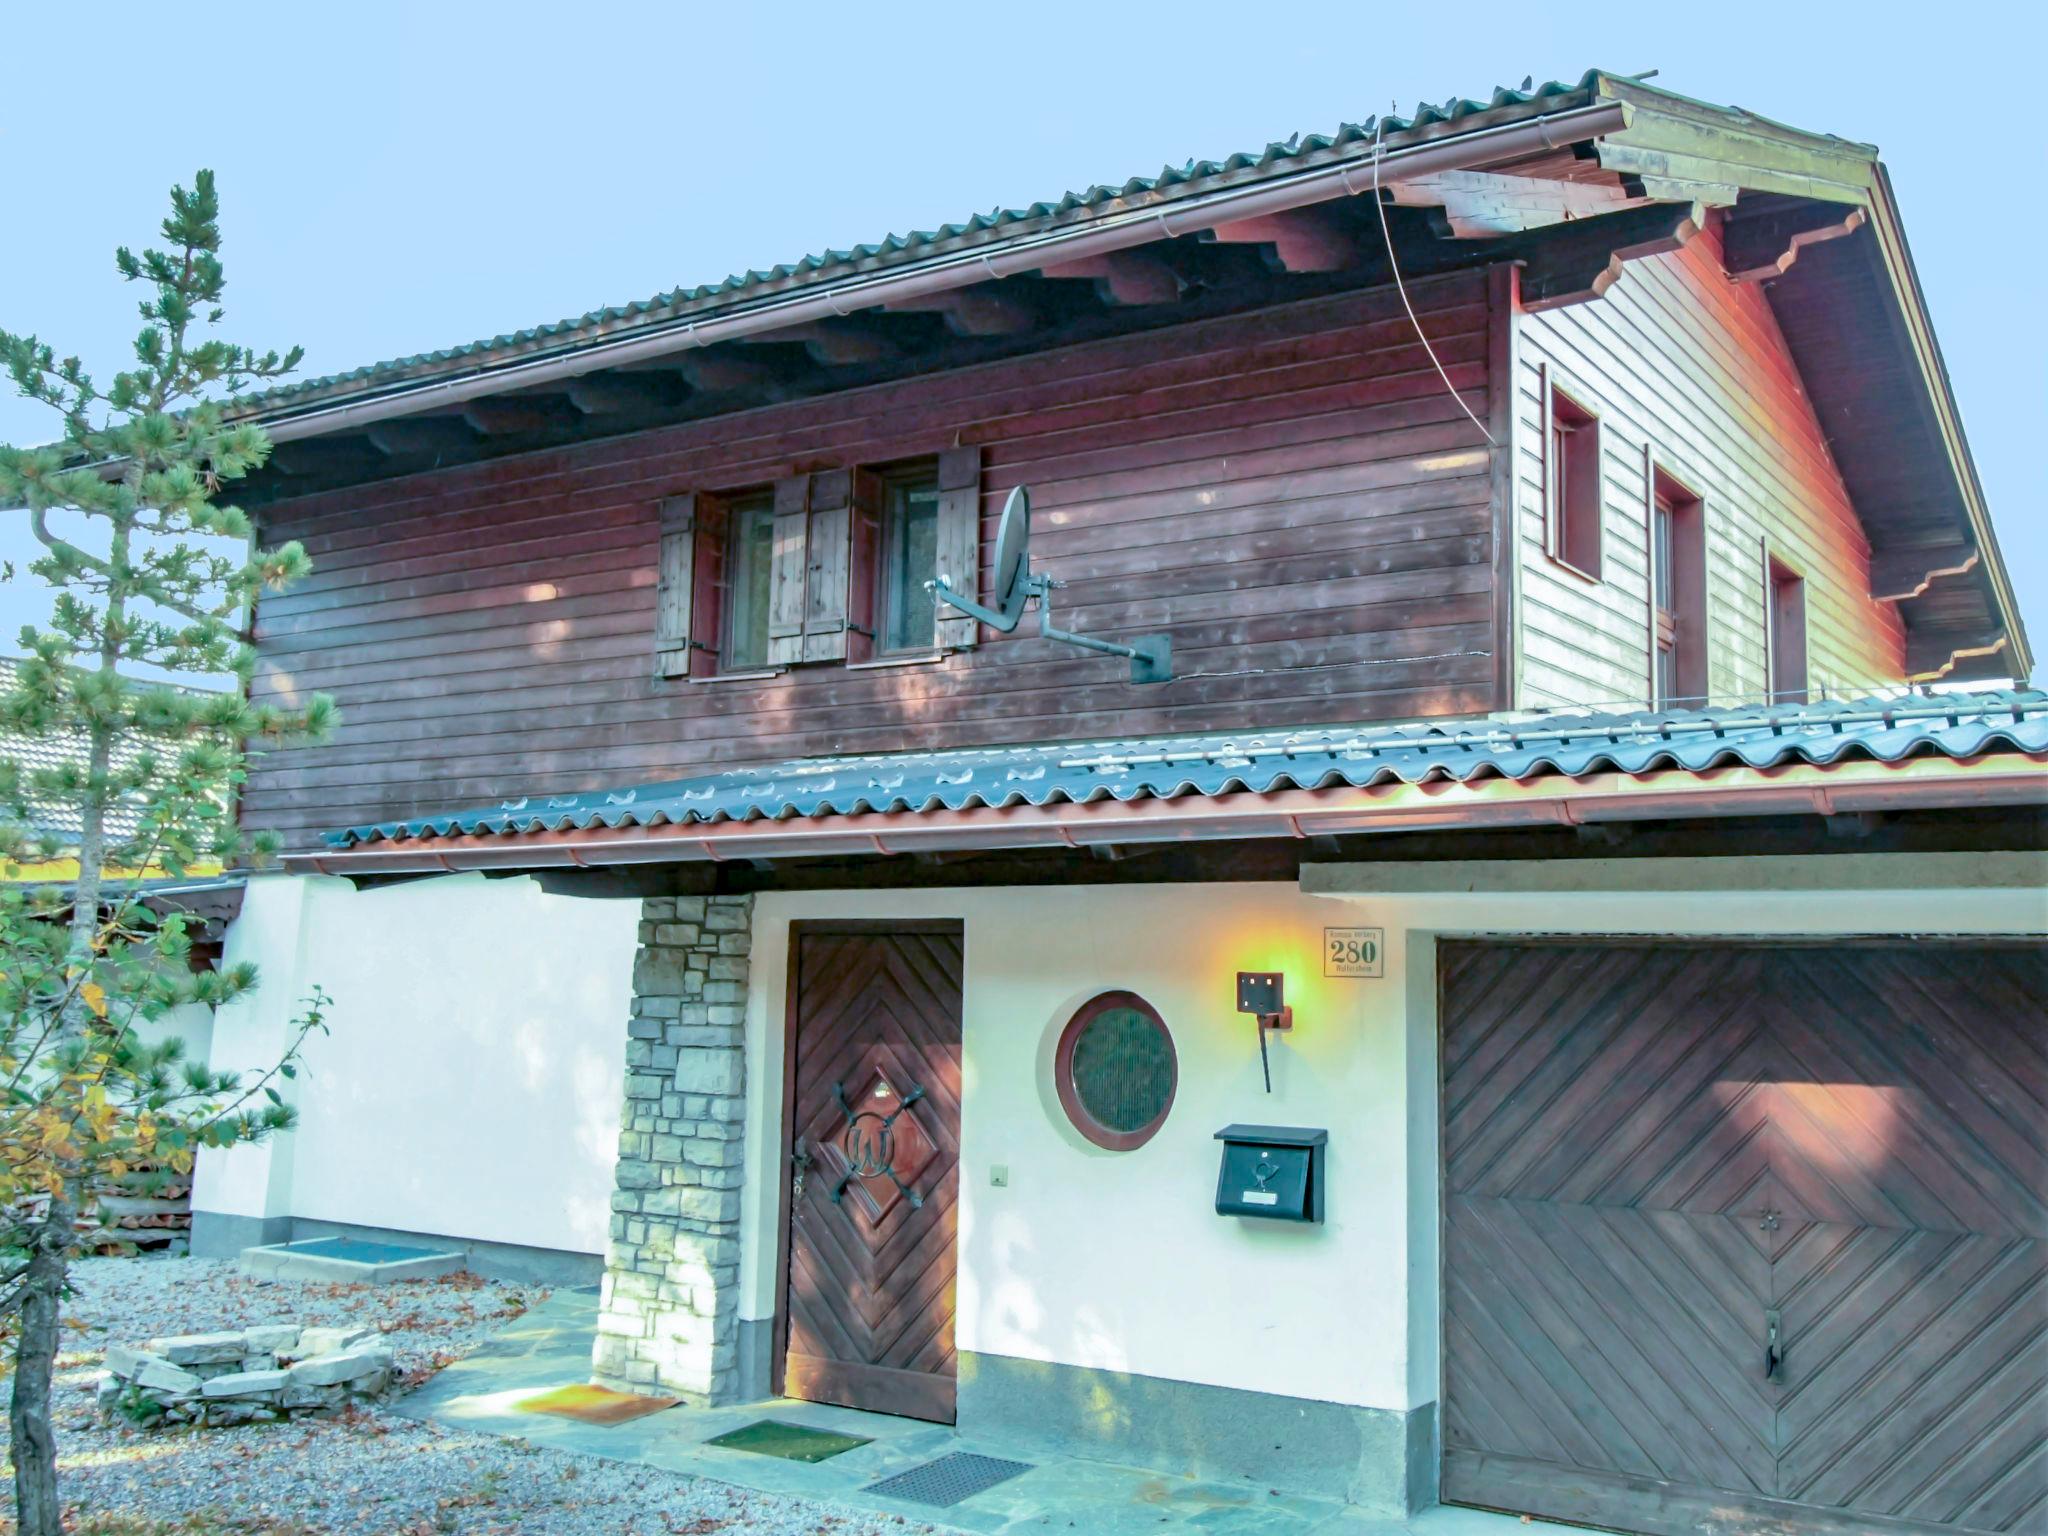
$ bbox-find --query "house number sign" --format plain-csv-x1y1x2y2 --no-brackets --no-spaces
1323,927,1385,978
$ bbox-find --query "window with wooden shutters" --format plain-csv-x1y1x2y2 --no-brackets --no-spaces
708,449,982,671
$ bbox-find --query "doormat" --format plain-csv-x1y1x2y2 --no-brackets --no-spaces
706,1420,873,1462
864,1452,1033,1506
514,1383,679,1426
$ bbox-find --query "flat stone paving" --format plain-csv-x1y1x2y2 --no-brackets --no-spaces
399,1289,1595,1536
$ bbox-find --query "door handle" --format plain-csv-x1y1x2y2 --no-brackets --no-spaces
790,1138,813,1201
1765,1308,1783,1381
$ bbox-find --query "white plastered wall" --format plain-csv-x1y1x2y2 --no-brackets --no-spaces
192,872,638,1255
739,856,2046,1416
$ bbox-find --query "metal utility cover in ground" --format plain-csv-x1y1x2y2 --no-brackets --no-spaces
864,1452,1033,1507
706,1420,873,1462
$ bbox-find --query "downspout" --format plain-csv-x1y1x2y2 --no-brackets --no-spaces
253,99,1632,448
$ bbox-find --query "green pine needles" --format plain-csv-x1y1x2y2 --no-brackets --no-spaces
0,170,336,1535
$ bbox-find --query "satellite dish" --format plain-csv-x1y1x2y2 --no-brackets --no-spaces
925,481,1171,682
989,486,1032,628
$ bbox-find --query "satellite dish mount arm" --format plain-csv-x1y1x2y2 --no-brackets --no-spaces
924,483,1170,684
927,569,1171,684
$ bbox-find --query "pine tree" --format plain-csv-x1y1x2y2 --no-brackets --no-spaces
0,171,335,1534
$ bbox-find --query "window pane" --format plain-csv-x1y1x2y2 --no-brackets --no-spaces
1652,502,1675,611
725,500,774,670
882,477,940,653
1069,1006,1174,1134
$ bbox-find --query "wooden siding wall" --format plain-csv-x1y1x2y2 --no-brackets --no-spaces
244,275,1496,847
1511,217,1905,711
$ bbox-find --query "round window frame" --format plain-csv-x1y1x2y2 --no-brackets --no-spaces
1054,990,1179,1152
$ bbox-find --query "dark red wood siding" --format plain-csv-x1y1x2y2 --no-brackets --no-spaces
244,274,1496,846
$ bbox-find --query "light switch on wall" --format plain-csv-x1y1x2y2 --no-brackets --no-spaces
989,1165,1009,1188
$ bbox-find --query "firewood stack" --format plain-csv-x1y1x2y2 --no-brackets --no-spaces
83,1164,192,1252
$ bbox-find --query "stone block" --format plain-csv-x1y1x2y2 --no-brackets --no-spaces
633,949,693,996
201,1368,289,1399
103,1344,163,1380
296,1324,377,1357
673,1050,742,1096
654,923,701,947
287,1345,394,1388
149,1332,249,1367
671,897,708,922
244,1325,300,1354
704,905,747,933
676,1186,742,1223
135,1359,203,1396
684,1136,744,1167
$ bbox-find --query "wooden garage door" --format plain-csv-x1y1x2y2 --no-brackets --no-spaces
1441,941,2048,1536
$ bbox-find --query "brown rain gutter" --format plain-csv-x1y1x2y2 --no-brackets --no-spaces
282,754,2046,878
253,98,1631,448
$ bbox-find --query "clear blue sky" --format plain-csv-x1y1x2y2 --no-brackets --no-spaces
2,1,2041,681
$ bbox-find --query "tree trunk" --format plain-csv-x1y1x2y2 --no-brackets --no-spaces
9,1216,71,1536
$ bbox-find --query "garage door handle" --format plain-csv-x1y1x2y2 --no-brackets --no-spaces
1765,1308,1783,1380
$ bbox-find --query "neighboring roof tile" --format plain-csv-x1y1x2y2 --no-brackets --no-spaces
326,691,2048,849
252,73,1604,415
0,657,227,850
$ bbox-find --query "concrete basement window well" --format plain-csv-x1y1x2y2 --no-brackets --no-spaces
239,1236,465,1285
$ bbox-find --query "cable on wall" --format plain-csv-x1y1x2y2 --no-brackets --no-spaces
1371,112,1496,448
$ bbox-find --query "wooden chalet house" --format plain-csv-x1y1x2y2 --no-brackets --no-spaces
191,73,2046,1536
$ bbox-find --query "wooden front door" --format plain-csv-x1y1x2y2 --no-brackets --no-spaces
1440,941,2048,1536
778,924,962,1422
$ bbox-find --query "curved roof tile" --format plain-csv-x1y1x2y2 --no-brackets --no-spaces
325,691,2048,848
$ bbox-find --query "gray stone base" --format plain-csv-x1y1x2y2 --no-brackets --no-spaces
957,1351,1437,1514
189,1212,292,1258
240,1239,466,1285
192,1212,601,1287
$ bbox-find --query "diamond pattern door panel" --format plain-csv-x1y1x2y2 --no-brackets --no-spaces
1440,941,2048,1536
781,927,962,1423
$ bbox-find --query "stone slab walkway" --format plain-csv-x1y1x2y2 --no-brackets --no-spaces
398,1289,1596,1536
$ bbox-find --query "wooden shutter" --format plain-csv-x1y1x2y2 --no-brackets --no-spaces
656,493,728,679
801,468,852,663
844,469,883,664
766,473,810,666
656,495,697,678
933,445,983,648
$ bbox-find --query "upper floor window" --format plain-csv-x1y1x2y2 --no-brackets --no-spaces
1649,466,1708,710
723,493,777,671
1766,554,1808,705
879,468,942,655
653,446,983,679
1545,378,1603,581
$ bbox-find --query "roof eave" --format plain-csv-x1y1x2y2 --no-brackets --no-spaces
236,89,1622,443
280,754,2048,879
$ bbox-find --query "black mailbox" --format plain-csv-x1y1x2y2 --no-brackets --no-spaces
1214,1125,1327,1223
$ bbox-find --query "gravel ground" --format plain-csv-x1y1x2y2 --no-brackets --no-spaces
20,1255,941,1536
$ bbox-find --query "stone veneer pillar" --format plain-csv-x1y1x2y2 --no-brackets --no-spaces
592,893,752,1404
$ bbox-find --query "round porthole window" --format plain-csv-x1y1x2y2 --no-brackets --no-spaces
1055,990,1178,1151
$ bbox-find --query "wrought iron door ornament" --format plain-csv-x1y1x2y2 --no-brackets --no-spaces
829,1080,928,1210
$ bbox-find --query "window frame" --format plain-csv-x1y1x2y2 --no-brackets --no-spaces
1543,372,1604,583
718,489,780,676
1766,550,1809,706
1647,460,1709,710
873,461,945,659
1053,990,1178,1152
